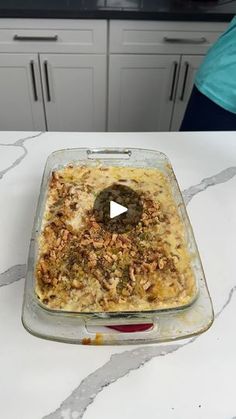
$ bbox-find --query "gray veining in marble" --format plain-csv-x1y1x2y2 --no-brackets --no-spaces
43,342,187,419
215,284,236,319
43,282,236,419
182,166,236,205
42,163,236,419
0,132,43,180
0,264,26,287
0,133,235,419
0,132,43,286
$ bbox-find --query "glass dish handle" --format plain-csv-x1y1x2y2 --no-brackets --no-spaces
87,148,132,159
82,320,159,345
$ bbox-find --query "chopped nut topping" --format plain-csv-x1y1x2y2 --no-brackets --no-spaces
36,165,196,312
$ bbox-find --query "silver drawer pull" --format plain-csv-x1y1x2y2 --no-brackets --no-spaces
164,36,207,44
14,35,58,42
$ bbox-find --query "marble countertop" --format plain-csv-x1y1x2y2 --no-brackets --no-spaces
0,0,235,21
1,131,236,419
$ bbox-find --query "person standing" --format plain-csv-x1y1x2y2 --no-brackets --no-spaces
180,16,236,131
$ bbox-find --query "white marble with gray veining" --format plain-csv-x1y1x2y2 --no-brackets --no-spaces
0,131,236,419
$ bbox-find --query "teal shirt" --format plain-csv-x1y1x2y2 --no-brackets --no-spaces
195,16,236,114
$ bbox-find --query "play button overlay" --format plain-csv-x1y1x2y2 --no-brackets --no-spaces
93,184,143,233
110,201,127,219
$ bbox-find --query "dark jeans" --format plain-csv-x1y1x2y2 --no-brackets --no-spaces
180,85,236,131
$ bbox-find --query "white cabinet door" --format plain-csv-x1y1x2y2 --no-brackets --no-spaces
40,54,106,132
0,54,45,131
171,55,205,131
108,54,179,132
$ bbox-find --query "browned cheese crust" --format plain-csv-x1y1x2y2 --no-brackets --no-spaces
36,165,196,312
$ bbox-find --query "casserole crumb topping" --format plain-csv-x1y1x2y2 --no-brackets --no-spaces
36,165,196,312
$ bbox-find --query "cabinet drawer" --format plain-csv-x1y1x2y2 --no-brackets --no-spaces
110,20,227,54
0,20,107,53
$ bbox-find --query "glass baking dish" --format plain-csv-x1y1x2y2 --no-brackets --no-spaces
22,148,214,344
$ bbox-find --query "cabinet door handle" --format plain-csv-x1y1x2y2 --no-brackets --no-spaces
169,61,178,102
30,60,38,102
14,34,58,42
164,36,207,44
44,61,51,102
180,62,190,101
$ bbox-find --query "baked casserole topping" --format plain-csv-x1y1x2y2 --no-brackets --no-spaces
35,165,196,312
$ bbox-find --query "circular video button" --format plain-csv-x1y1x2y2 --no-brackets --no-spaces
93,184,143,233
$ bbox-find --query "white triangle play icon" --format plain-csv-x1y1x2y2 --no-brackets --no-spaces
110,201,128,219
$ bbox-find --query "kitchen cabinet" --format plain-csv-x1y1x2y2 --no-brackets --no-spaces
0,19,227,132
108,54,179,132
108,54,204,132
0,53,45,131
170,55,204,131
109,20,226,132
0,20,107,132
40,54,106,131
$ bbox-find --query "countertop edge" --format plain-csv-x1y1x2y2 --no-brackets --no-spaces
0,10,233,22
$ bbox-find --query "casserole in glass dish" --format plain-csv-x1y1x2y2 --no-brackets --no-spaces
22,148,214,344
